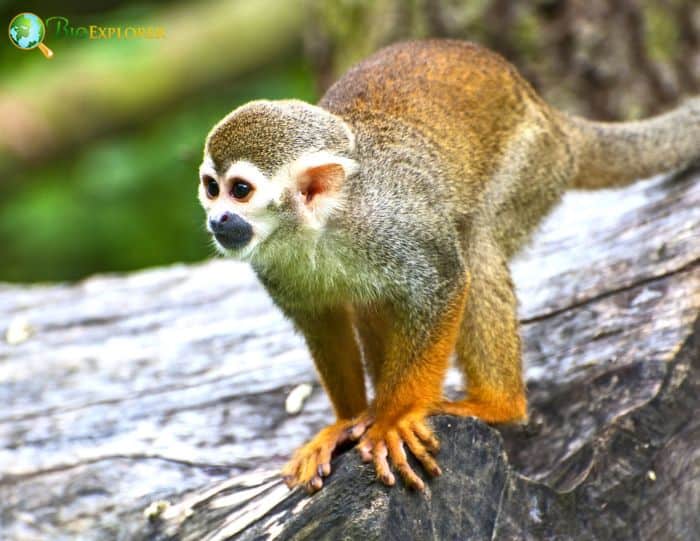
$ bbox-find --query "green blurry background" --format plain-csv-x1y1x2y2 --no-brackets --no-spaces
0,0,314,282
1,0,698,283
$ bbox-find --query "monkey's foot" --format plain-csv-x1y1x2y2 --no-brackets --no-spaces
438,394,527,424
282,412,373,493
357,409,441,491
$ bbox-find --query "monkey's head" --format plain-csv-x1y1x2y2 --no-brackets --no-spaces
198,99,358,260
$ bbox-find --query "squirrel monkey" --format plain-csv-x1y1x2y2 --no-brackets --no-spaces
198,40,700,493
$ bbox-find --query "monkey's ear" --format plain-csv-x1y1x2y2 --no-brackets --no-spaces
289,152,358,227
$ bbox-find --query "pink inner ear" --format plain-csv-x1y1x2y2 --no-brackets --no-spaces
301,163,345,204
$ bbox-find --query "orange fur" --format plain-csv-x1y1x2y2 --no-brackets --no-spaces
282,413,372,492
357,283,469,489
353,305,389,387
295,305,368,419
439,390,527,423
282,306,369,492
378,283,468,421
447,236,528,424
202,40,700,494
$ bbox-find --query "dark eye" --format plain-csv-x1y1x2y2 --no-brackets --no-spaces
203,176,219,198
231,179,253,200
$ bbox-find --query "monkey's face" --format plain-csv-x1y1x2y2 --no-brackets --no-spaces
198,100,358,261
198,156,284,259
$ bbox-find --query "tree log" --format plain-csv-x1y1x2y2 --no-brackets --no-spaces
1,169,698,540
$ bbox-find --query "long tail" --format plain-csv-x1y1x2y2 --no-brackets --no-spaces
564,97,700,189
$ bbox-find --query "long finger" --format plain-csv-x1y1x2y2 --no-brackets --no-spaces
349,415,375,440
400,425,442,477
412,420,440,453
317,443,333,477
357,437,373,462
298,450,323,493
281,458,301,488
372,441,395,486
386,430,425,491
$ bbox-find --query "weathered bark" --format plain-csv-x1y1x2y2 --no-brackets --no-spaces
1,168,699,540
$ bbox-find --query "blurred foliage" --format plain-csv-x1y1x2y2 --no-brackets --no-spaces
306,0,700,119
0,1,313,283
0,62,314,283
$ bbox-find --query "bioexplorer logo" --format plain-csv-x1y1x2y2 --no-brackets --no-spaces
8,13,53,58
8,13,166,59
44,16,166,40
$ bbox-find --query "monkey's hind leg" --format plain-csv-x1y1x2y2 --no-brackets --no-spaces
281,306,372,493
440,237,527,423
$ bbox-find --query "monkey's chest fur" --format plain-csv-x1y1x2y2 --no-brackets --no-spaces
250,227,390,313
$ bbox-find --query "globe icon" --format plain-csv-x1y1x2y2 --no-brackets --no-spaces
8,12,53,58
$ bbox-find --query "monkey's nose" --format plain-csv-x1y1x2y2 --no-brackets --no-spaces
209,212,253,249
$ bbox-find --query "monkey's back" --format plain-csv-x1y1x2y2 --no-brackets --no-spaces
319,40,550,194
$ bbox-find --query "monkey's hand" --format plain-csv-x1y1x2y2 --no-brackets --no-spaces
282,412,373,493
357,408,441,491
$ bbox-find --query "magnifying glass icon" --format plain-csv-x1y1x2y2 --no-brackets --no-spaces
8,12,54,59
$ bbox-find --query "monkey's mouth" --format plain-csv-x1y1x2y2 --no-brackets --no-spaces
213,230,253,251
208,211,254,251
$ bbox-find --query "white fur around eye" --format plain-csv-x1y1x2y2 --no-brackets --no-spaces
199,155,216,179
225,160,283,209
224,161,284,250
